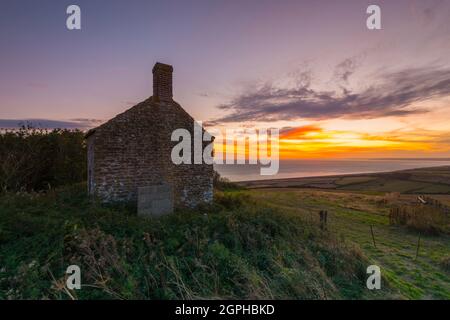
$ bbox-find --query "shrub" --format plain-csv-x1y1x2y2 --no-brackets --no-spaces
213,171,242,191
389,204,449,235
441,256,450,273
0,125,86,192
214,191,252,210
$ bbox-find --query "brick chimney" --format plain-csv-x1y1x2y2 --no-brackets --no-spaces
152,62,173,102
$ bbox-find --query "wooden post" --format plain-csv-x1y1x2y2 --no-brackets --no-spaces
415,233,421,260
319,210,326,230
319,211,323,230
370,225,376,248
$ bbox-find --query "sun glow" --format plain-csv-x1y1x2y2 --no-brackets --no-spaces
212,120,450,160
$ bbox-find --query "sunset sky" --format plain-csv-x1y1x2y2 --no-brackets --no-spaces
1,0,450,159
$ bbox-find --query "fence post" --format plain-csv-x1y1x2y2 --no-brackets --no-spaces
319,211,324,230
318,210,328,230
415,233,421,260
370,225,376,248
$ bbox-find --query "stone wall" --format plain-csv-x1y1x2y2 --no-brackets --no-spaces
152,63,173,102
87,97,214,207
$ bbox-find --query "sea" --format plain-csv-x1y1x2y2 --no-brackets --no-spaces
214,159,450,182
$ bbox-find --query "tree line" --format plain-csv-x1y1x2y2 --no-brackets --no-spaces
0,126,86,192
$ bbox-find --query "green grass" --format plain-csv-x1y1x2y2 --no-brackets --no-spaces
0,184,379,300
248,189,450,299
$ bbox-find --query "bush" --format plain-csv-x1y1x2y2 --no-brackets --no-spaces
389,204,449,235
213,171,242,191
441,256,450,273
0,125,86,192
214,191,252,210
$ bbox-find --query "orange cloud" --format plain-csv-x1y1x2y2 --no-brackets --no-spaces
280,125,324,140
212,124,450,160
277,125,450,159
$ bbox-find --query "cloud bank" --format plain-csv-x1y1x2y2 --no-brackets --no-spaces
211,65,450,125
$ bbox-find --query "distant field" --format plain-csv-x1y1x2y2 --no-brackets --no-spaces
244,188,450,299
239,166,450,195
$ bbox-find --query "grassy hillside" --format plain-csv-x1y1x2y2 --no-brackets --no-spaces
0,184,385,300
247,188,450,299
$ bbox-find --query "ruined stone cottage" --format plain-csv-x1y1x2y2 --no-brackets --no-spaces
85,62,214,210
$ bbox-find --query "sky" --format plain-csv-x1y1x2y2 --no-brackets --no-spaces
1,0,450,159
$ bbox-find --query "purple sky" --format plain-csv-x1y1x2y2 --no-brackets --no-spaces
1,0,450,133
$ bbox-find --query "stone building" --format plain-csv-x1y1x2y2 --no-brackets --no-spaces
85,62,214,208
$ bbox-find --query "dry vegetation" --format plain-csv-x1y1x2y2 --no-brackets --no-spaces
389,204,449,235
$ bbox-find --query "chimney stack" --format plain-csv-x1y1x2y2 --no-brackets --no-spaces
152,62,173,102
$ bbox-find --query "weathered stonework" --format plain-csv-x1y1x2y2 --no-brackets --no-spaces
137,184,174,217
85,62,214,208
